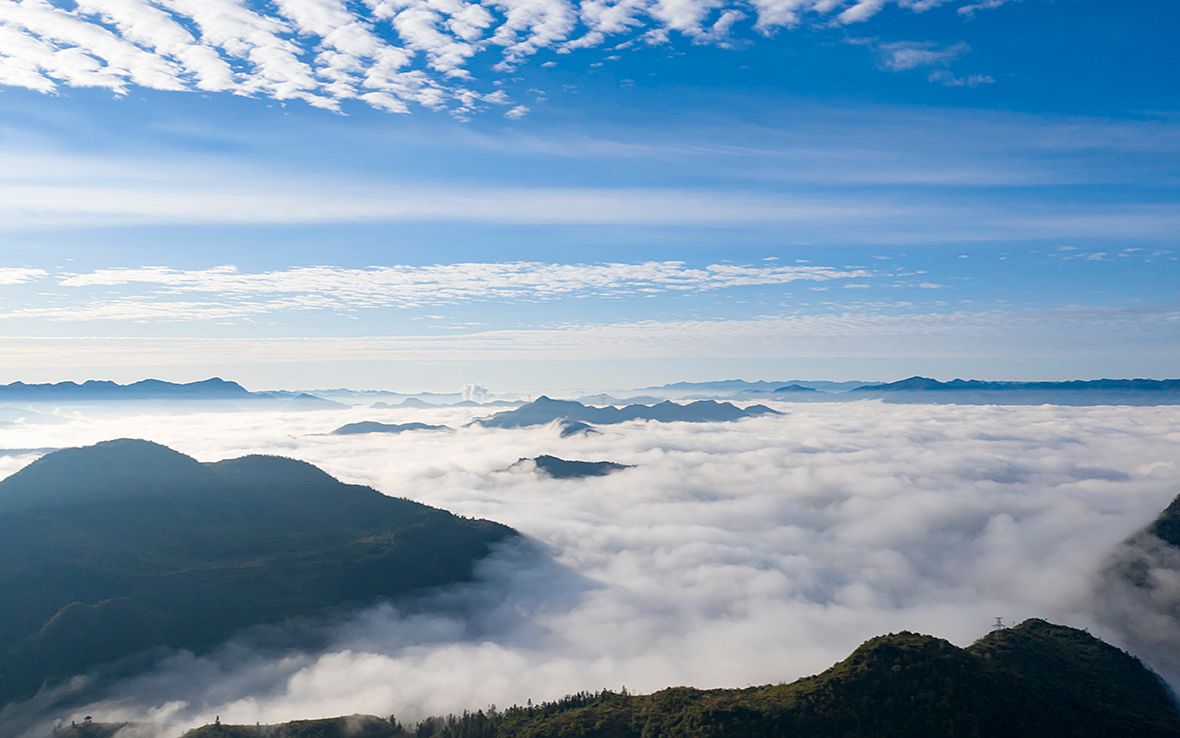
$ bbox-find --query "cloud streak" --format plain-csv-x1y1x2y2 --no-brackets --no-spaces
0,268,47,285
1,400,1178,736
36,261,870,315
0,0,997,116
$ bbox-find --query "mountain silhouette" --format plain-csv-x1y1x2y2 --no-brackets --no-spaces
558,420,597,437
475,397,780,430
852,376,1180,405
331,421,451,435
0,378,252,401
0,440,515,707
511,455,632,479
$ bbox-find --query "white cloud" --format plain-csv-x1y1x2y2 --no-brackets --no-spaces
958,0,1011,17
0,267,47,285
928,69,993,87
1,401,1177,735
0,0,1006,115
0,302,1175,372
876,40,967,71
26,261,870,318
0,167,942,230
504,103,529,118
2,145,1178,237
838,0,887,24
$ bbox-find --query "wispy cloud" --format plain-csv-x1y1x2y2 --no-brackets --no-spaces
0,261,870,321
928,69,993,87
958,0,1013,17
0,268,47,285
875,40,968,71
1,303,1176,360
0,0,1002,116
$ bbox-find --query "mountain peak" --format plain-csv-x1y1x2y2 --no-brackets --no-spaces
518,455,632,479
0,439,210,511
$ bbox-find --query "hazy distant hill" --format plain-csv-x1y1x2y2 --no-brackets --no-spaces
0,378,353,410
0,440,516,707
332,421,451,435
557,420,597,438
647,379,870,394
281,393,350,410
511,455,632,479
576,394,666,406
180,619,1180,738
475,397,780,430
852,376,1180,405
0,378,253,401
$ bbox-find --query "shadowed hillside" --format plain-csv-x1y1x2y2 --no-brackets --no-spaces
181,619,1180,738
0,440,516,708
1095,490,1180,682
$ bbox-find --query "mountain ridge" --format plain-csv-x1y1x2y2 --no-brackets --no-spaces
855,376,1180,393
475,397,781,430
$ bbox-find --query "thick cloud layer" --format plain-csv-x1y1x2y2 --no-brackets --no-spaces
2,400,1179,736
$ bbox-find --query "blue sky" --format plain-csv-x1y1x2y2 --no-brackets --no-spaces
0,0,1176,390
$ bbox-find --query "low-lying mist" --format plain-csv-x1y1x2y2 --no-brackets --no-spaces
2,400,1179,736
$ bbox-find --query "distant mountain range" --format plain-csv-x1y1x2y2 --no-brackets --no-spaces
331,421,451,435
9,376,1180,408
646,379,871,393
510,455,632,479
0,440,515,708
0,378,349,409
474,397,781,430
852,377,1180,405
173,619,1180,738
371,398,520,409
857,376,1180,393
0,378,253,401
576,394,666,406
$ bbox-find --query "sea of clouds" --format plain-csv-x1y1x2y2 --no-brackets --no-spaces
2,399,1179,736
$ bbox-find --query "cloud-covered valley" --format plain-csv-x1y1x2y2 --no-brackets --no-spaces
2,400,1179,736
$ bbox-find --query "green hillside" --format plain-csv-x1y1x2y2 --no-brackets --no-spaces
0,440,516,707
181,619,1179,738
